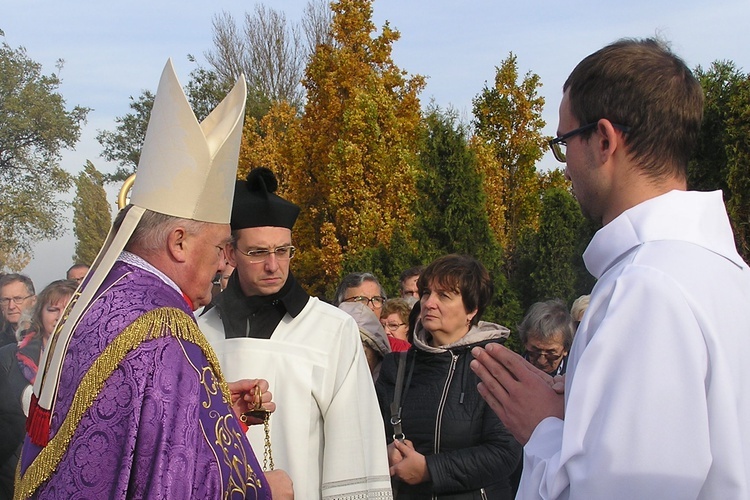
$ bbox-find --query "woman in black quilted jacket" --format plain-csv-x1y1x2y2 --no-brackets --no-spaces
375,254,522,499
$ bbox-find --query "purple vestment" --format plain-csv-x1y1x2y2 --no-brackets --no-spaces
17,261,270,499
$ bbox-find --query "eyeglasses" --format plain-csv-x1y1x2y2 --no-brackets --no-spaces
549,122,631,163
0,295,33,308
525,350,564,363
382,322,406,331
235,245,296,264
343,295,386,308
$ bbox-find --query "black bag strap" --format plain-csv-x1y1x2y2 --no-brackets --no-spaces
389,351,408,442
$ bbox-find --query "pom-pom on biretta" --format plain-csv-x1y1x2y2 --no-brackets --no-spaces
247,166,279,193
231,167,300,230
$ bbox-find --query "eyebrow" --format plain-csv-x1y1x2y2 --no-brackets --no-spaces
245,243,292,249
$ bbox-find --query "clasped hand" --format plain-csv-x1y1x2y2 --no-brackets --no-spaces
387,439,430,485
470,344,564,445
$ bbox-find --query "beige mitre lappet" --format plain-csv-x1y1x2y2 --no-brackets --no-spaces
32,59,247,421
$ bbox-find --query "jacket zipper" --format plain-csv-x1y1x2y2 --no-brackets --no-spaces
432,351,459,500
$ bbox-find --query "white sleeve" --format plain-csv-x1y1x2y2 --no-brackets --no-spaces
518,265,711,499
320,316,392,499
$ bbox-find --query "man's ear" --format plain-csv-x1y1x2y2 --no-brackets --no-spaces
595,119,622,164
225,243,238,268
167,227,189,263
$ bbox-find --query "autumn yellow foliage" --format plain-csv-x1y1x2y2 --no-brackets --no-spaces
241,0,424,297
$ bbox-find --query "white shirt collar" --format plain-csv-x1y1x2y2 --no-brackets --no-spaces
584,190,744,278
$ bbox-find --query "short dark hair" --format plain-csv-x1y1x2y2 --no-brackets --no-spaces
564,38,704,180
0,273,35,296
399,265,425,290
66,263,89,278
417,254,493,326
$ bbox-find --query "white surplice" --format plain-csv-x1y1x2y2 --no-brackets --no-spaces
520,190,750,499
200,297,392,500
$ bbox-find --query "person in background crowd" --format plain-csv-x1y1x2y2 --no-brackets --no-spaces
333,272,388,317
65,264,89,284
518,299,574,377
399,265,424,302
0,273,4,347
339,301,391,380
376,254,521,499
570,294,590,330
379,297,411,352
0,279,77,498
471,38,750,499
0,274,36,348
200,167,392,499
220,264,235,291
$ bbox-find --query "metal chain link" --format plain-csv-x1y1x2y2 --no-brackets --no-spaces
262,413,274,470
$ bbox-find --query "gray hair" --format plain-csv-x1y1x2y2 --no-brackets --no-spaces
0,273,35,296
518,299,575,351
124,209,208,256
333,272,386,306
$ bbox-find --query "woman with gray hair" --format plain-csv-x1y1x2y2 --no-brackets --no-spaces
518,299,574,376
333,272,387,316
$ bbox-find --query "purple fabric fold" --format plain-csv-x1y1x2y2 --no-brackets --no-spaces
19,261,270,499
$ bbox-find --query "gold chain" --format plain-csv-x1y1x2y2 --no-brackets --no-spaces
262,412,274,470
241,385,274,471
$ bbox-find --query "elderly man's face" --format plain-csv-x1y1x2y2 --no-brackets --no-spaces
525,331,568,373
0,281,36,326
183,223,231,309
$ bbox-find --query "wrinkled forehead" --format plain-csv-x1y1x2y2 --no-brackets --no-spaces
1,280,30,297
525,331,566,348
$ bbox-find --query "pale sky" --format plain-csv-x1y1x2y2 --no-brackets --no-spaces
5,0,750,287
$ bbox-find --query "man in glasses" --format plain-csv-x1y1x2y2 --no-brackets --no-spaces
471,38,750,499
517,300,574,377
200,167,392,500
0,274,36,348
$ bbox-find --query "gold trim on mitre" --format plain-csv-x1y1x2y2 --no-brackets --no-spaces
33,60,247,414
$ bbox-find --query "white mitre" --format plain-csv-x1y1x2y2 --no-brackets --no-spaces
34,60,247,411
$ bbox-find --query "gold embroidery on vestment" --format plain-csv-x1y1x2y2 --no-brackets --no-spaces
15,307,233,499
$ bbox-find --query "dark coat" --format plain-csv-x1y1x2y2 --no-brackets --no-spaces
0,333,40,499
375,322,522,499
